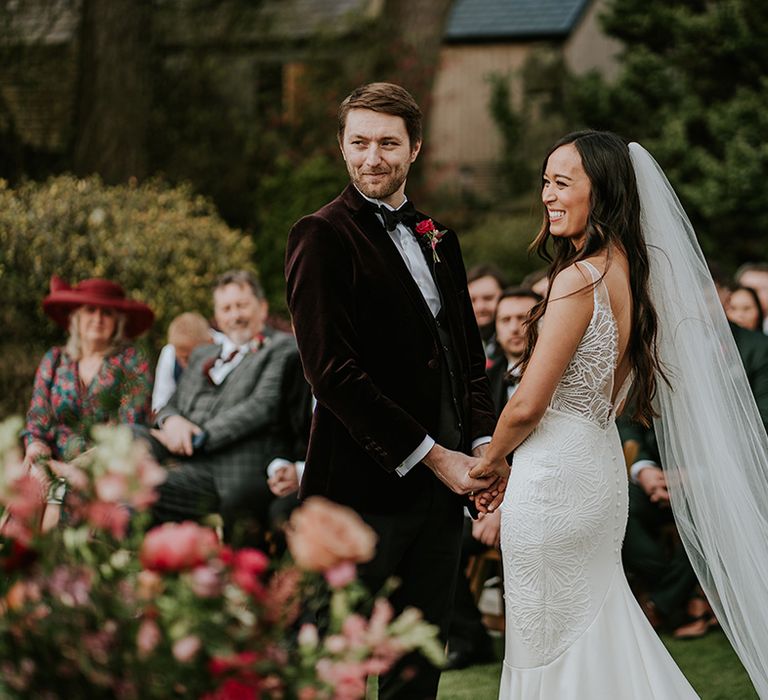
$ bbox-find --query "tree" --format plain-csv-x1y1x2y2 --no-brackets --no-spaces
561,0,768,265
73,0,152,182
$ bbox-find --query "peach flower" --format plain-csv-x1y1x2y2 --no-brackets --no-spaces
286,497,376,572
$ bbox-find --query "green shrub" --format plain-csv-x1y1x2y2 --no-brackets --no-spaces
0,174,254,415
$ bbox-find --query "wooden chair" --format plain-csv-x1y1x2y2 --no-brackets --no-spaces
467,548,505,632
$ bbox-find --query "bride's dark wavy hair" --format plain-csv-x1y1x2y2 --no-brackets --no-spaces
520,129,666,425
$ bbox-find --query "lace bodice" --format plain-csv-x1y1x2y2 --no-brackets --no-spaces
549,261,628,428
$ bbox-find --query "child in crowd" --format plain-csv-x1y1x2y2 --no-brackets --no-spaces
151,312,212,413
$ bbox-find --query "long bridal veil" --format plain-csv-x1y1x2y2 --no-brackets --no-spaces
629,142,768,697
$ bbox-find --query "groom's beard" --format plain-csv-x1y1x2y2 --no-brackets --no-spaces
347,160,411,202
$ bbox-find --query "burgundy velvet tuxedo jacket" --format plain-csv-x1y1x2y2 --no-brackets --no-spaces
285,185,496,513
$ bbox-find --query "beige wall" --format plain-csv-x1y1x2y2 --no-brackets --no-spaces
563,0,620,79
425,43,533,193
425,0,620,195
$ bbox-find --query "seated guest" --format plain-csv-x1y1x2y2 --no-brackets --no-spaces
141,270,296,544
446,286,542,669
735,262,768,333
22,275,153,469
726,285,764,333
467,264,507,361
151,312,212,414
623,312,768,637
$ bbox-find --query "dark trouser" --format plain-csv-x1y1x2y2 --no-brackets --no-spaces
133,426,273,547
447,517,494,654
622,482,698,625
357,480,464,700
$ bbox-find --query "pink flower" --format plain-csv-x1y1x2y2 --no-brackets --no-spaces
140,521,220,572
47,565,92,607
189,565,223,598
4,475,45,523
137,618,161,658
324,561,357,589
49,460,88,492
315,660,366,700
86,501,131,538
94,472,129,502
131,453,166,509
297,687,319,700
172,634,202,662
341,614,368,646
287,497,376,572
367,598,394,644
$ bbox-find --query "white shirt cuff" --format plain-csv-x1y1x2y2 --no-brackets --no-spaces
266,458,292,479
630,459,659,483
396,435,435,477
471,436,492,450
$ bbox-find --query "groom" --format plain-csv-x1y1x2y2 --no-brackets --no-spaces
285,82,497,698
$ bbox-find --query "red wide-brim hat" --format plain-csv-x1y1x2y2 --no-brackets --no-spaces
42,276,154,339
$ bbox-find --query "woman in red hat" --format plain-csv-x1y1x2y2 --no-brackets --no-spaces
21,276,154,471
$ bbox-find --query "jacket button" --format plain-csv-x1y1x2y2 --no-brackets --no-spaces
427,358,439,370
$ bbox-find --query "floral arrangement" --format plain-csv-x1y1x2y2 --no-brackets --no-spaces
414,219,447,263
0,418,442,699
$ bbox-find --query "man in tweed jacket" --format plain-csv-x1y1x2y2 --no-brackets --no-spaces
146,270,296,542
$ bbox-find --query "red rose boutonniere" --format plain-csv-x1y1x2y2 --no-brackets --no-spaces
414,219,447,263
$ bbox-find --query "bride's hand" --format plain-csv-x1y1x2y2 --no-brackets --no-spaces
469,456,510,513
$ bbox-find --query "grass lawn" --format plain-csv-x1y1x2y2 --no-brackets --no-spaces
436,630,758,699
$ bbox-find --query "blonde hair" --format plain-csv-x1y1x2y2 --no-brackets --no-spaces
167,312,211,347
65,306,128,360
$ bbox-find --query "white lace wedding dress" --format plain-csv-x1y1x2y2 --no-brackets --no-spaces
499,261,699,699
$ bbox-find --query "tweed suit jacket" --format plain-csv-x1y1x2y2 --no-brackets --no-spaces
285,184,497,514
156,332,297,509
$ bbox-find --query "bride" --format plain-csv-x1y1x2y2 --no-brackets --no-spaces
470,130,768,698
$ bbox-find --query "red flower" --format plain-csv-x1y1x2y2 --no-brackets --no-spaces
209,651,260,676
415,219,436,235
232,549,269,576
413,218,446,262
202,678,259,700
140,521,220,572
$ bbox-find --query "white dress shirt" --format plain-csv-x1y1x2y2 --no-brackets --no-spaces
358,189,490,475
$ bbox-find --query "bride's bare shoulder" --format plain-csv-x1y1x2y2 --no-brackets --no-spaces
549,262,594,301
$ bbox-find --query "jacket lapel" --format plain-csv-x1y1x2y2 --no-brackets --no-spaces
343,186,439,339
209,342,271,410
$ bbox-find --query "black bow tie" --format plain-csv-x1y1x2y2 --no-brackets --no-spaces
503,372,520,388
377,201,418,232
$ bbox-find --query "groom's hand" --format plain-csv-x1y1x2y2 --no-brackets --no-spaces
422,444,493,496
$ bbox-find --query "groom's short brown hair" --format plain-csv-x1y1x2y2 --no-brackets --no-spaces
337,82,422,148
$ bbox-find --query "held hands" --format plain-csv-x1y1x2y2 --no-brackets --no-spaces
422,444,493,497
468,455,510,513
151,415,202,456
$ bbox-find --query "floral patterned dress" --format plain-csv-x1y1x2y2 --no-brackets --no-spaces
22,345,152,460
